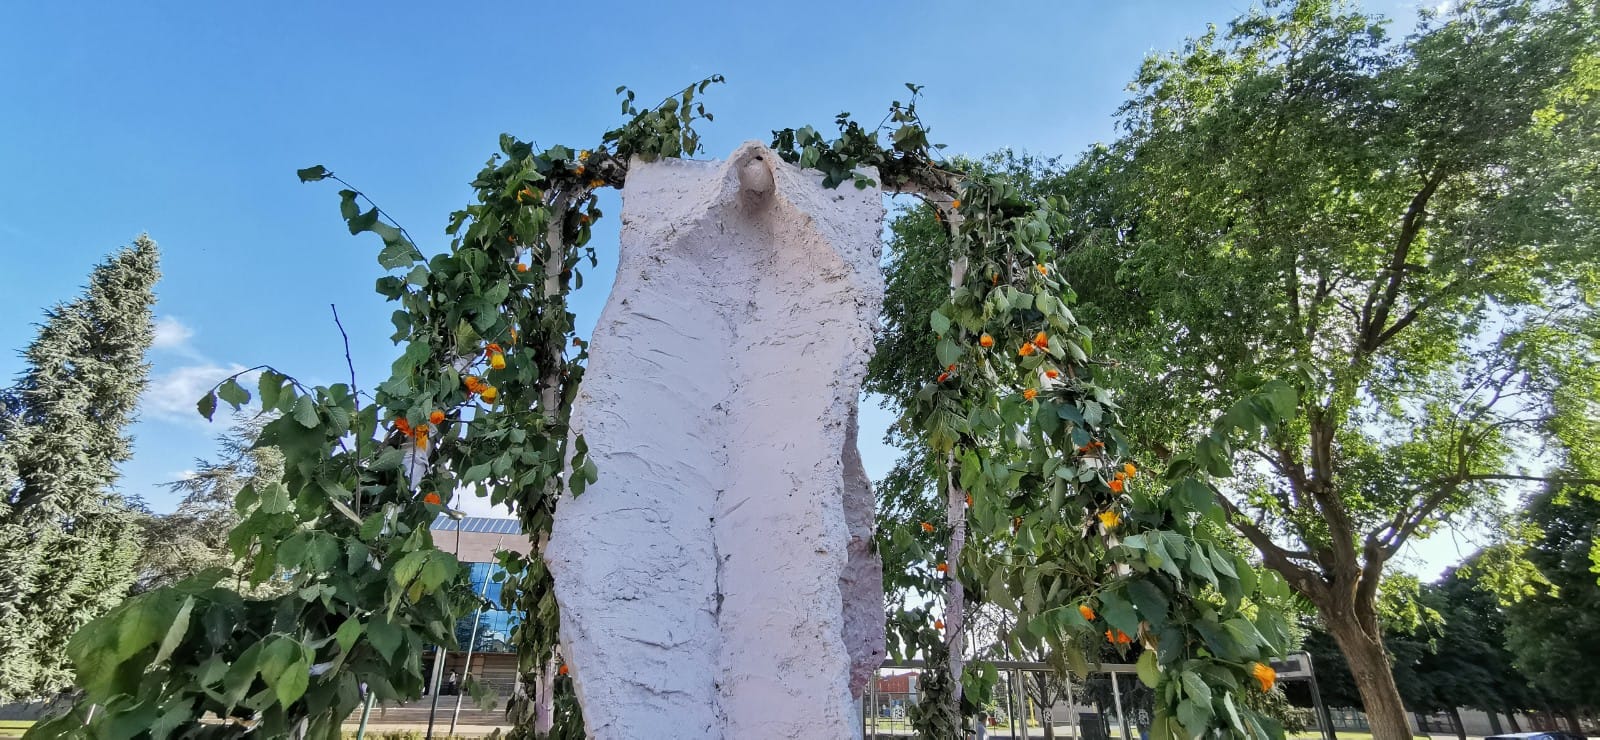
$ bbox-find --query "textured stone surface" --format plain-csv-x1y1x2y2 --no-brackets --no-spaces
544,142,884,739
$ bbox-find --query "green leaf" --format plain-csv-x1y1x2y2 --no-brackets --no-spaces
1180,670,1213,713
197,391,217,421
153,596,195,665
366,617,402,660
218,377,251,409
292,394,320,428
273,658,310,706
1098,589,1140,637
335,617,364,653
297,165,330,182
1126,578,1169,631
1136,649,1161,688
929,310,952,335
935,337,962,368
257,370,285,411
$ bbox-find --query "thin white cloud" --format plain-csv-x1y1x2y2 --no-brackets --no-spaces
151,316,205,360
143,362,256,425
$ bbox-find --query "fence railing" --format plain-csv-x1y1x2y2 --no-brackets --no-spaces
865,660,1148,739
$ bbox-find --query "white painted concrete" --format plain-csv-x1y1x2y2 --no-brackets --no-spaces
545,142,885,739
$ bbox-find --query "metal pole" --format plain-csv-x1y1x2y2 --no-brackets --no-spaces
1065,673,1075,740
424,645,448,740
449,561,498,736
355,691,376,739
1303,652,1337,740
1110,671,1128,740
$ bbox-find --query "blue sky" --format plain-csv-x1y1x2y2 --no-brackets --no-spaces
1,0,1469,575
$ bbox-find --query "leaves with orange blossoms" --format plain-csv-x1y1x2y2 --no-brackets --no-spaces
516,263,530,273
937,372,950,383
935,619,945,630
1036,263,1049,275
423,492,442,506
1123,463,1137,478
394,418,412,436
936,562,949,573
481,386,499,403
429,410,445,425
946,363,956,371
979,334,994,348
951,199,961,209
579,214,591,225
1105,629,1132,644
1109,479,1125,493
1045,369,1060,379
1023,388,1038,401
485,343,503,355
1078,604,1096,621
414,434,428,450
966,493,973,507
1251,662,1276,692
1018,343,1036,357
559,664,570,676
920,521,935,533
1033,332,1048,348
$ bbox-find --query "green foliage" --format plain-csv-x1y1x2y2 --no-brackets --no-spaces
0,236,160,701
781,95,1297,738
1506,486,1600,711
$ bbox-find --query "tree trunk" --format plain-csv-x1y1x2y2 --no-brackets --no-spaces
1487,710,1503,735
1506,708,1521,732
1324,609,1412,740
1447,706,1466,740
1562,709,1582,735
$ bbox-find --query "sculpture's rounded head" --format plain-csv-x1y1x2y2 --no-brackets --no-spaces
737,154,774,201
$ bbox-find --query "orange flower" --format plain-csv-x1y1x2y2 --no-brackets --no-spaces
464,376,484,394
423,492,442,506
429,410,445,425
936,562,949,573
1098,510,1121,530
991,273,1000,285
950,199,961,209
1123,463,1137,478
1105,629,1132,644
935,619,945,630
979,334,995,348
1093,440,1105,448
1045,369,1060,379
937,372,950,383
414,434,428,450
588,179,604,189
489,352,507,371
1035,332,1049,348
1018,343,1036,357
966,493,973,507
920,521,935,533
509,328,519,344
578,149,591,160
1037,263,1049,275
1251,662,1276,692
481,386,499,403
947,364,957,371
1114,471,1126,481
516,263,530,273
575,165,587,176
1109,479,1125,493
559,664,570,676
579,214,591,225
1023,388,1038,401
485,343,503,355
394,418,412,436
1012,516,1023,533
1078,604,1096,622
572,337,582,347
517,187,538,203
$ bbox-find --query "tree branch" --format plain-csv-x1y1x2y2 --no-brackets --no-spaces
1359,168,1448,354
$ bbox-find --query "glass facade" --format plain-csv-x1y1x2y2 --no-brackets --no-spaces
454,561,521,654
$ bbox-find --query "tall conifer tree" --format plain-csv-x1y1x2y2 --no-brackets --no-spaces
0,235,160,700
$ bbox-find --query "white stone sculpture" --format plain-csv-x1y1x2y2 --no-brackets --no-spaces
544,141,886,739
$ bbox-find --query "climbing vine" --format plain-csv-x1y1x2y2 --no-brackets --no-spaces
772,87,1297,739
30,77,1291,740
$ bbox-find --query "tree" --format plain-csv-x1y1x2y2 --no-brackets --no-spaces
1505,486,1600,724
133,419,281,594
0,236,161,700
1029,1,1600,736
